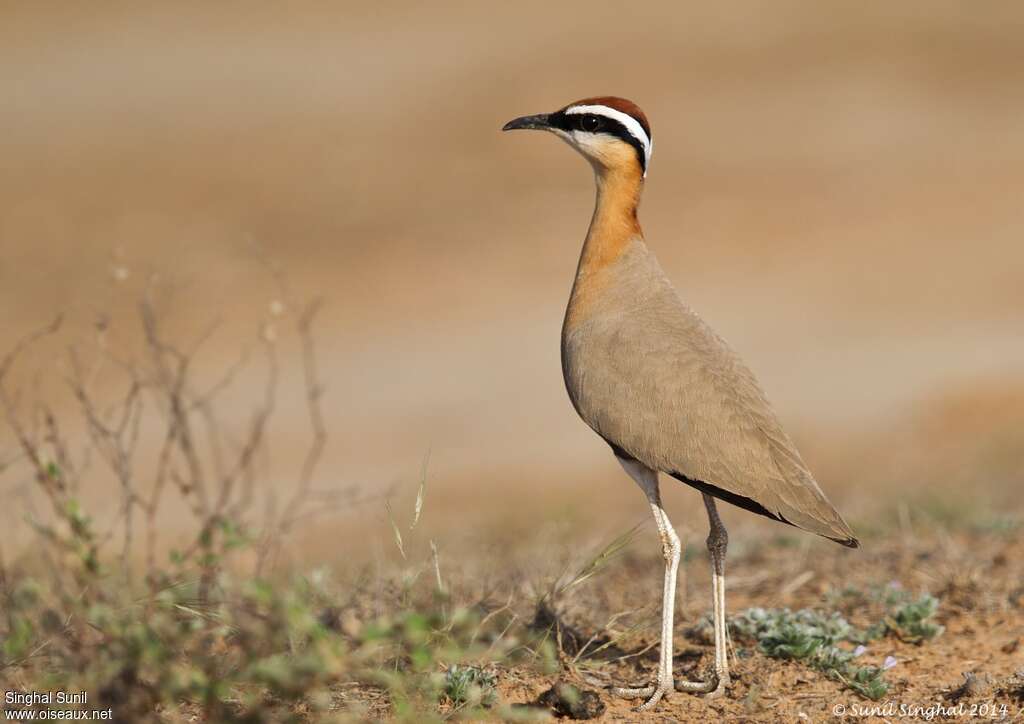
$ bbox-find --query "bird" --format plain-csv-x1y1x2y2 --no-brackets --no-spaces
502,97,858,711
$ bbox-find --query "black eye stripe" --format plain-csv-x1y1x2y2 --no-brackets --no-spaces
548,111,649,174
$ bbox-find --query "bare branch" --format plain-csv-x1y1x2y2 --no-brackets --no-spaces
276,299,327,537
0,315,62,383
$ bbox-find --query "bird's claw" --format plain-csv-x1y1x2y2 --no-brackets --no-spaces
611,682,669,711
703,672,730,699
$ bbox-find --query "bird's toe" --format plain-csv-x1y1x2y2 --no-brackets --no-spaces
611,682,669,711
610,684,656,698
675,676,716,694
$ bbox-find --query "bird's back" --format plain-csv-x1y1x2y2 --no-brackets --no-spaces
562,238,857,547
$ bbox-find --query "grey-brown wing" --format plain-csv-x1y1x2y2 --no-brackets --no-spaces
565,295,857,547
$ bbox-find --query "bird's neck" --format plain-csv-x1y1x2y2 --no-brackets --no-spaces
578,165,644,275
564,166,644,328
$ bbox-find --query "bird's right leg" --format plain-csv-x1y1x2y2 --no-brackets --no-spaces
611,458,714,711
702,493,731,698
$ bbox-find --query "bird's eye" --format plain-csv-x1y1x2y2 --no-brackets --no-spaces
579,115,603,132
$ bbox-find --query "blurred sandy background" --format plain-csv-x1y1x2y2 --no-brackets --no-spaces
2,2,1023,562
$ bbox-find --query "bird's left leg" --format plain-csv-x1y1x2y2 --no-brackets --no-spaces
611,458,713,711
702,493,731,698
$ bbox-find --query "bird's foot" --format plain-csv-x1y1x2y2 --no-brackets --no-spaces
613,673,720,711
703,671,730,699
611,681,671,712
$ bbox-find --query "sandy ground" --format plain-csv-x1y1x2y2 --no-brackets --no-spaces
483,529,1024,722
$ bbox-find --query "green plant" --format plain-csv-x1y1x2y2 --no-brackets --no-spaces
887,594,944,643
441,664,498,708
730,600,937,701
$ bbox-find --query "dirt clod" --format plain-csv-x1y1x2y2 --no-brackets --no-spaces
536,681,606,720
993,672,1024,704
946,671,991,702
531,601,623,660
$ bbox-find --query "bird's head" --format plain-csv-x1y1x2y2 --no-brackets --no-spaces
503,96,653,178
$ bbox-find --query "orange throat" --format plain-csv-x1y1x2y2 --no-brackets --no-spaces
565,164,645,328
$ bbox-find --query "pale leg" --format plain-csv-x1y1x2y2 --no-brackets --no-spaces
611,458,714,711
702,493,731,697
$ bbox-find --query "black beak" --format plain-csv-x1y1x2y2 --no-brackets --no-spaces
502,113,552,132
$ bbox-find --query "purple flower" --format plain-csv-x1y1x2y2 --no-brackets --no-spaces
883,655,898,670
853,645,867,657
